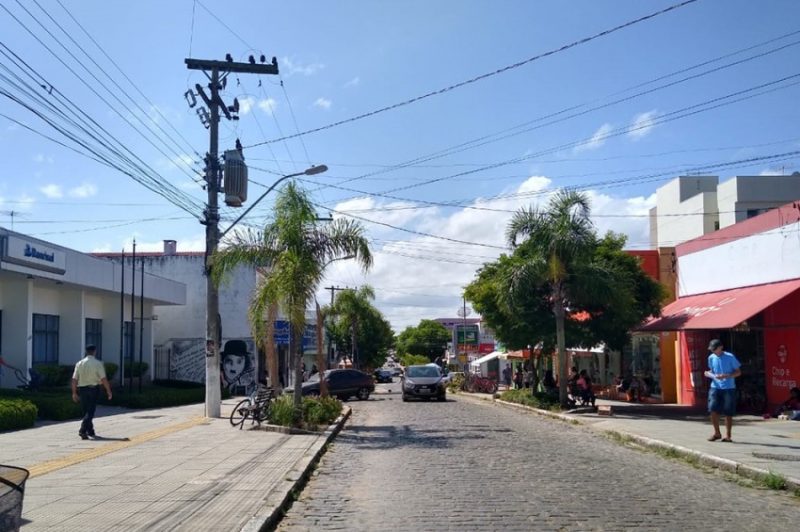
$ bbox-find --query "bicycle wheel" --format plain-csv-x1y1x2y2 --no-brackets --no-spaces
230,398,251,429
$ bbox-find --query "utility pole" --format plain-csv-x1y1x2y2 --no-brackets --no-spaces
185,55,278,418
324,286,347,367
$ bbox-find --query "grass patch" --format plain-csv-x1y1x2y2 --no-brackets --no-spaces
762,471,787,491
268,395,343,430
499,388,560,411
605,431,635,445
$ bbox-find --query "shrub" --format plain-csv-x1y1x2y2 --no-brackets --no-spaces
500,389,560,410
0,389,81,421
447,373,466,393
0,398,38,431
123,361,149,378
103,362,118,381
33,364,72,387
400,354,430,367
152,379,204,389
302,396,342,427
269,395,296,427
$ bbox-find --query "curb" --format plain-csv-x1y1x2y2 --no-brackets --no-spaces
459,392,800,492
241,405,352,532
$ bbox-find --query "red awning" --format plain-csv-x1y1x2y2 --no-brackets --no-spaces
638,279,800,332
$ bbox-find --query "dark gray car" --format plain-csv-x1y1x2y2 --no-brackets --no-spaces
401,365,446,402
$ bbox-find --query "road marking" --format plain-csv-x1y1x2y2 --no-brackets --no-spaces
27,416,209,478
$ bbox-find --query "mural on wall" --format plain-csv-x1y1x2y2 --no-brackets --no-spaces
220,339,257,395
169,339,206,383
164,338,256,394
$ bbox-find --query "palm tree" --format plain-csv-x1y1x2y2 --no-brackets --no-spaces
327,285,376,369
212,181,371,420
506,190,605,405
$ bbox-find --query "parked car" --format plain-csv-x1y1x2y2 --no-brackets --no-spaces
402,364,446,402
390,366,403,377
286,369,375,400
374,368,393,383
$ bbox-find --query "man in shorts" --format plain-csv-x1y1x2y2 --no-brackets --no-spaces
705,339,742,442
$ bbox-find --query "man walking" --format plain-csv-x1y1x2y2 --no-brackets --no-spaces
502,364,512,389
705,339,741,442
71,345,112,440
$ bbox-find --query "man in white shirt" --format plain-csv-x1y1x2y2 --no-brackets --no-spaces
71,345,112,440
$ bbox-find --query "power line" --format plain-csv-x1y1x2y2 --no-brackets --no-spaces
304,29,800,194
244,0,699,148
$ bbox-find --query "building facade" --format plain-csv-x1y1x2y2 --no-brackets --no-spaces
649,174,800,249
0,230,185,388
641,201,800,411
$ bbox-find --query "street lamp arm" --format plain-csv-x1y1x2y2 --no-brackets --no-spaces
220,164,327,239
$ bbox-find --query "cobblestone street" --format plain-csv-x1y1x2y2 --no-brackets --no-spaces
279,384,797,531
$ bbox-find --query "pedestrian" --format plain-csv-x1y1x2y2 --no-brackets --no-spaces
502,364,512,389
71,345,112,440
704,339,742,442
310,364,319,377
514,367,523,390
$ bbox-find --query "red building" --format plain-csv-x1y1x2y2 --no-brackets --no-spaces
641,201,800,411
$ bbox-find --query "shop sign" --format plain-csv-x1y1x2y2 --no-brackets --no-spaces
456,324,479,345
765,330,800,406
273,320,317,350
478,343,495,354
2,236,66,274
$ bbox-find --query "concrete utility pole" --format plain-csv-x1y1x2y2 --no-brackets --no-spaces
185,56,279,418
324,286,348,366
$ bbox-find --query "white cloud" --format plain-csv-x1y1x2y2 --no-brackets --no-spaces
238,96,256,115
343,76,360,88
313,97,332,110
627,110,658,140
34,153,54,164
157,154,197,174
321,175,655,330
40,184,63,198
68,183,98,198
574,123,613,153
119,234,206,253
258,98,278,115
281,56,324,77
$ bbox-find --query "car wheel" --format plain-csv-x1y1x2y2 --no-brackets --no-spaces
438,394,446,402
337,395,348,401
402,394,409,402
357,387,370,400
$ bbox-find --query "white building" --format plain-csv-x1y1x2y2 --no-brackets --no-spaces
649,174,800,248
95,240,259,392
0,230,186,388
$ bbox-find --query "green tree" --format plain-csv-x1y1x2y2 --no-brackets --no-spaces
395,319,451,361
506,190,625,405
212,181,372,421
326,286,394,370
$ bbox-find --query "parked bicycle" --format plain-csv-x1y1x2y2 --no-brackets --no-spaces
229,385,275,429
461,373,498,394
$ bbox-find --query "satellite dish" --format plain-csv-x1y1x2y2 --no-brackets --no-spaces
457,307,472,318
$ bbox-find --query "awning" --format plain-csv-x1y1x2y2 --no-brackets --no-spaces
469,351,502,367
638,278,800,332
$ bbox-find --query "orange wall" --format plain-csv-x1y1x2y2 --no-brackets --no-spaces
625,250,660,280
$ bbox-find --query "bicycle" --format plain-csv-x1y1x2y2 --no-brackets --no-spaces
229,385,275,429
462,374,498,394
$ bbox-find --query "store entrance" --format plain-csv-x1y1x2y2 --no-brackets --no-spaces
719,326,765,413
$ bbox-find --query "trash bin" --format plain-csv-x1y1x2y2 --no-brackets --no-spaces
0,465,29,532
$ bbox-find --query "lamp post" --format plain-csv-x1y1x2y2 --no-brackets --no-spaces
206,164,327,418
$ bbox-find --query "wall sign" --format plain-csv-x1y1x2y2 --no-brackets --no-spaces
1,236,67,274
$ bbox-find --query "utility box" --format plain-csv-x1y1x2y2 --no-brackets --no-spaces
223,150,248,207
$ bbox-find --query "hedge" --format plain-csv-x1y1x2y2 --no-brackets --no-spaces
0,398,38,431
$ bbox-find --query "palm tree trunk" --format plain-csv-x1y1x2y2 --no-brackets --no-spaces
554,298,568,406
266,303,280,392
315,302,328,397
291,323,304,425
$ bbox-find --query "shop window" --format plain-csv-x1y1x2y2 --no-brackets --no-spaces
85,318,103,360
32,313,59,365
123,321,134,362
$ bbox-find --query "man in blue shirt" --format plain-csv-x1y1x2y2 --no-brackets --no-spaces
704,339,742,442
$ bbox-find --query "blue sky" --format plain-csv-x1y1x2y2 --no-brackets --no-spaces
2,0,799,328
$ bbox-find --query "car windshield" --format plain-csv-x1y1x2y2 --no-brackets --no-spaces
406,366,440,378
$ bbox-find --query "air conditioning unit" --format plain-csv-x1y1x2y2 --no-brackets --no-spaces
223,150,248,207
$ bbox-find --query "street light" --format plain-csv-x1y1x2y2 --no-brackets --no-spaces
220,164,328,239
206,164,327,418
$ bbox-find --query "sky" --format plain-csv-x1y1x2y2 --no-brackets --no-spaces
1,0,799,330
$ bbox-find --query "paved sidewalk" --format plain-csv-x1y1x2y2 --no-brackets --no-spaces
0,399,340,531
461,392,800,489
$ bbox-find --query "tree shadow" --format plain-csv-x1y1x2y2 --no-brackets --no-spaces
336,423,494,450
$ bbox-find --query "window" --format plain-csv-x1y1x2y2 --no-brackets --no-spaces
123,321,134,362
32,314,59,365
85,318,102,360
